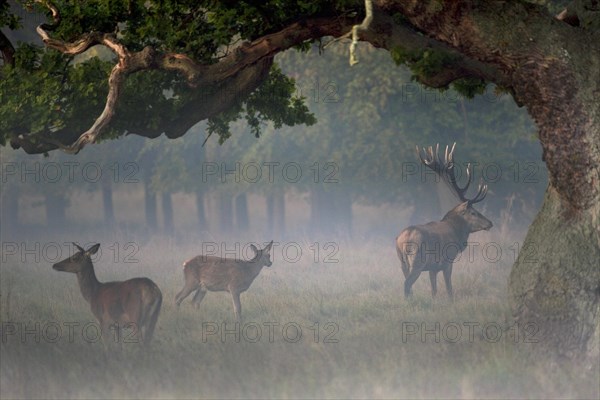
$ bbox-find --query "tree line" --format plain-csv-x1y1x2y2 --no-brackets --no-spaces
1,43,546,238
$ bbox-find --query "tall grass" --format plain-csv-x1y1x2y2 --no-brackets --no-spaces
1,230,597,399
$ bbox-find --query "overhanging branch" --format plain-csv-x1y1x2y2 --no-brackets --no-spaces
354,2,511,90
349,0,373,65
34,0,135,153
14,3,359,153
17,0,522,154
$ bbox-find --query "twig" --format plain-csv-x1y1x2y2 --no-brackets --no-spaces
349,0,373,65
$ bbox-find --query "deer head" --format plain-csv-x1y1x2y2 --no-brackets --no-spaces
53,243,100,273
250,241,274,267
417,143,492,232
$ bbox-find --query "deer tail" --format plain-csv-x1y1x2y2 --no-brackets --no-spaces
396,237,411,279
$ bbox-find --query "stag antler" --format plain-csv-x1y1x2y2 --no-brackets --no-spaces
416,142,488,205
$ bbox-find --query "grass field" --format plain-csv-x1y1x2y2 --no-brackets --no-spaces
1,232,598,399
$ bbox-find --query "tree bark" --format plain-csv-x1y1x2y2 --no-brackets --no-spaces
509,187,600,361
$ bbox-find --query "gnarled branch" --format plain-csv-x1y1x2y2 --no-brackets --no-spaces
34,0,133,153
18,1,359,153
349,0,373,65
355,3,511,90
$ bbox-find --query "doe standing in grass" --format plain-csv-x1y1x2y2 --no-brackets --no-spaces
175,241,274,320
53,243,163,345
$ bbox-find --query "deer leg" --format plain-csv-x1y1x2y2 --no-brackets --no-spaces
100,322,111,350
443,264,454,300
175,282,197,307
404,269,421,298
429,271,438,297
101,321,121,350
191,289,207,309
137,322,146,346
231,291,242,321
142,295,162,346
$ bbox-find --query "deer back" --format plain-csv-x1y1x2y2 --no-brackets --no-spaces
183,255,264,293
91,278,161,326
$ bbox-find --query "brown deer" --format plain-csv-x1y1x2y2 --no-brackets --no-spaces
53,243,162,345
396,143,492,299
175,241,273,320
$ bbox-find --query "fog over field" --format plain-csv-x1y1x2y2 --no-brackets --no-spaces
2,229,598,399
1,11,598,398
2,127,597,399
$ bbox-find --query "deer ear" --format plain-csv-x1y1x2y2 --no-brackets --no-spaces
458,201,469,214
250,244,258,254
73,242,85,253
86,243,100,256
263,240,273,253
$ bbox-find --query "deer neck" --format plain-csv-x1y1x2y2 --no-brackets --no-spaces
76,262,101,303
247,258,265,279
442,214,472,244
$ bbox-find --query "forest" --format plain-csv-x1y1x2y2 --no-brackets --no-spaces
1,1,598,399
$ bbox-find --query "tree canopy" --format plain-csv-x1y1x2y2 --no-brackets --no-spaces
1,0,356,153
1,0,593,158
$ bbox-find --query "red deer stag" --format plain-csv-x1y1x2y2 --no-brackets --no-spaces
396,143,492,299
53,243,162,345
175,241,273,320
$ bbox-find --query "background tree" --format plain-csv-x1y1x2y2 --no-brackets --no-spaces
266,42,543,233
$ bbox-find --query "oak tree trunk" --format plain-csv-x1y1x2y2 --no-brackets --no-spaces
509,187,600,360
504,30,600,363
